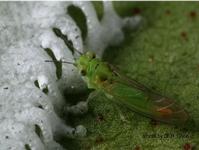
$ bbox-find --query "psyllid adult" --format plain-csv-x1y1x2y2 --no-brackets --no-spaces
46,49,189,126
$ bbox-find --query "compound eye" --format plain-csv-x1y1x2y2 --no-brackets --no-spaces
80,69,86,76
91,53,96,59
86,52,96,59
99,75,107,82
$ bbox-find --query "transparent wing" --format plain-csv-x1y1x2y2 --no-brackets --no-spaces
108,64,189,125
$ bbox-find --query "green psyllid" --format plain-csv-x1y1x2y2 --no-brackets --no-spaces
46,50,189,125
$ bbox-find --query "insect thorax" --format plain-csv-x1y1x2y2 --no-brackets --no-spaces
85,59,114,90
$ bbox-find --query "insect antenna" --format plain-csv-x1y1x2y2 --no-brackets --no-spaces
63,37,83,56
72,47,84,56
44,60,75,65
52,27,83,56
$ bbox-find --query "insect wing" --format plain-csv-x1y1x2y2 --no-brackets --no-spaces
108,65,189,125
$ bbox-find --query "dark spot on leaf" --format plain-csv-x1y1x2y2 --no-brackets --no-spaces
5,136,9,139
180,31,188,41
96,113,104,123
150,119,159,127
183,143,192,150
189,11,197,19
134,145,141,150
95,136,104,144
132,7,141,15
17,63,20,65
3,87,8,90
165,10,171,15
181,31,187,37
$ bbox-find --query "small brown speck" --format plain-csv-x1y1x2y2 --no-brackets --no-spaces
150,119,159,127
181,31,187,37
95,136,104,144
165,10,171,15
96,113,104,123
134,145,141,150
180,31,188,41
183,143,192,150
189,11,197,19
132,7,141,15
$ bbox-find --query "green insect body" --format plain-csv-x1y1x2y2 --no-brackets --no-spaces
75,51,189,125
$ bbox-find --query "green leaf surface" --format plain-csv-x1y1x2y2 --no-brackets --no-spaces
65,2,199,150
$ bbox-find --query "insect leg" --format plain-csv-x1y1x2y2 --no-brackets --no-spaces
65,91,100,115
65,101,88,115
86,90,101,103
